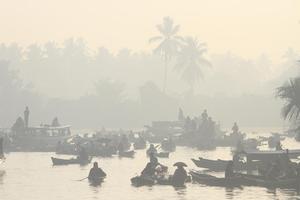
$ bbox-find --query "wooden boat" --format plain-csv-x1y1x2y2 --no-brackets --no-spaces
242,175,298,188
51,157,92,165
191,157,257,171
156,175,191,187
88,176,106,186
190,171,244,187
131,176,155,187
119,150,135,158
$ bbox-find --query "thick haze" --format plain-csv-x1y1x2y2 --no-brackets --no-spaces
0,0,299,129
0,0,299,60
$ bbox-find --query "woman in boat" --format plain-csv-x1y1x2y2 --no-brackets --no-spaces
225,161,234,179
88,162,106,181
172,162,188,187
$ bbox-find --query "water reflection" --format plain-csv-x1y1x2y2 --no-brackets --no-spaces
1,143,300,200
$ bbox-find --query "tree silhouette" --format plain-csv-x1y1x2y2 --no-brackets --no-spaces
276,77,300,122
149,16,183,93
175,37,211,94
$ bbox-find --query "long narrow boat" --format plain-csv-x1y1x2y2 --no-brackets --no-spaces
190,171,244,187
241,175,298,188
51,157,92,165
191,157,258,171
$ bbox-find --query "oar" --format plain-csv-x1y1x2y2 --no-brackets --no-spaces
76,177,88,181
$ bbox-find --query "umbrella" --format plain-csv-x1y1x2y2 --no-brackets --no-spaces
173,162,187,167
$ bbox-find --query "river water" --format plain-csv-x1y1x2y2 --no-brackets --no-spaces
1,133,300,200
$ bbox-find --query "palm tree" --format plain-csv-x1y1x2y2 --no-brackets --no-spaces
276,77,300,122
149,16,183,93
175,37,211,94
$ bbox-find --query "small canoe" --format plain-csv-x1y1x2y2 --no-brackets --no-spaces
51,157,92,165
88,176,106,186
131,176,155,187
190,171,243,187
119,150,135,158
156,175,191,187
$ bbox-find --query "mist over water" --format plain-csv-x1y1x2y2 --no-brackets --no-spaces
1,1,300,200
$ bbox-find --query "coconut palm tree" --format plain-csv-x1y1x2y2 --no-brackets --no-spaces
276,77,300,121
175,37,211,94
149,16,183,93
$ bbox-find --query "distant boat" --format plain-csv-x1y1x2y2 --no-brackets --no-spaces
51,156,92,166
10,125,72,152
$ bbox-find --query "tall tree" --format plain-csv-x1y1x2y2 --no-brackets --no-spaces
175,37,211,94
149,16,182,93
276,77,300,123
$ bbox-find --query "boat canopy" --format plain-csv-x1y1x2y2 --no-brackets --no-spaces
23,125,71,137
243,149,300,162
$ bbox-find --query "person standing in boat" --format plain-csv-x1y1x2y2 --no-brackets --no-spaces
88,162,106,180
11,117,25,135
225,161,234,179
232,122,239,134
78,146,89,161
147,144,157,156
24,106,30,128
201,109,208,121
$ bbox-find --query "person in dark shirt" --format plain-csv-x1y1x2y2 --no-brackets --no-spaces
225,161,234,179
24,106,30,128
88,162,106,181
172,165,187,187
141,155,159,177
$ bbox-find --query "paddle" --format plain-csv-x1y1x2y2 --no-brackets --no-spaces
76,177,88,181
75,176,106,182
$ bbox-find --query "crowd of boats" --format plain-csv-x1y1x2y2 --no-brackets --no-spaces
1,107,300,190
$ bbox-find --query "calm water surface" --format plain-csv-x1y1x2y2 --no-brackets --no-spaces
1,133,300,200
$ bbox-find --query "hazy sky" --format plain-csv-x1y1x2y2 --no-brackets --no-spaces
0,0,299,63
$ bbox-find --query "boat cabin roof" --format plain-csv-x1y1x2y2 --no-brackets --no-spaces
243,149,300,161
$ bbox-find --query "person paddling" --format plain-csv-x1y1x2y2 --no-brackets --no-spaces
172,162,188,187
88,162,106,181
